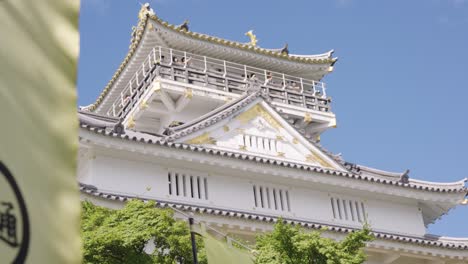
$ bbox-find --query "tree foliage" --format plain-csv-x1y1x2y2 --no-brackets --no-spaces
81,201,372,264
81,200,206,264
254,220,373,264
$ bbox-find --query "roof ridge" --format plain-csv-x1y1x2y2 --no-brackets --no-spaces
84,3,337,112
165,90,263,141
79,123,468,193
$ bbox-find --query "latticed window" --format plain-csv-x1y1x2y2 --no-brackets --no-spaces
168,171,208,200
252,184,291,212
242,134,278,154
330,197,366,223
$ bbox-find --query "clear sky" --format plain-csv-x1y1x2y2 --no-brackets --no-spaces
78,0,468,237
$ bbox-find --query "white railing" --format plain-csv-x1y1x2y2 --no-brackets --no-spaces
106,46,331,118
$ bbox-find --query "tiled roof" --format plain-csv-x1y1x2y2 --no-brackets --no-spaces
82,6,150,112
83,3,336,112
80,184,468,251
79,121,467,194
165,91,263,140
148,9,336,64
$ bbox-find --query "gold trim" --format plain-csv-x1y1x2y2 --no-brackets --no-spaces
139,100,148,110
223,125,230,132
304,113,312,123
306,152,333,168
185,132,216,145
184,88,193,99
239,145,247,151
277,152,285,157
276,135,284,141
127,116,136,129
148,13,335,65
245,30,258,47
86,5,150,112
153,81,161,92
292,138,299,144
235,104,281,129
87,5,336,112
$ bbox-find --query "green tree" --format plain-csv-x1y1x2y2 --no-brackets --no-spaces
254,220,373,264
81,200,206,264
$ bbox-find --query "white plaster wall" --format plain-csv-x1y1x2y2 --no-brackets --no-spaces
365,198,426,236
92,155,168,200
84,150,427,236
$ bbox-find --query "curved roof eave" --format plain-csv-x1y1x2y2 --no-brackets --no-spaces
79,122,468,195
83,4,337,112
82,6,150,112
357,164,467,190
148,13,337,64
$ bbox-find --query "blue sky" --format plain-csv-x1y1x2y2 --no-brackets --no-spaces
78,0,468,237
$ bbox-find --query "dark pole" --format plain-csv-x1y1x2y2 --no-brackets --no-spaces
188,217,198,264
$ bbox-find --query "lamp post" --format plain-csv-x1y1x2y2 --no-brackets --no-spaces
188,217,198,264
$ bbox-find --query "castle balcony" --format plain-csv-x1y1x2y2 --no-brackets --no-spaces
104,46,336,136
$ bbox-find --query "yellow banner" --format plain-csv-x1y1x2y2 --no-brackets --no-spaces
201,224,254,264
0,1,81,263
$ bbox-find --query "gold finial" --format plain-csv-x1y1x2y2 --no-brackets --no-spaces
138,3,151,20
245,30,258,47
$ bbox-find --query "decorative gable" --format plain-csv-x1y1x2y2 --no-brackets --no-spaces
178,99,344,171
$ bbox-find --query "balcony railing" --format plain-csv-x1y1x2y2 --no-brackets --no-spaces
106,46,331,118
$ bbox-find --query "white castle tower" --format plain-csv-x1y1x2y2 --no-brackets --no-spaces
78,4,468,263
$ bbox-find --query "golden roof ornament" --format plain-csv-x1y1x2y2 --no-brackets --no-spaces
245,30,258,47
138,3,151,20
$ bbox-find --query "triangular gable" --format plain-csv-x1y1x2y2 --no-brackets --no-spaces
173,96,346,171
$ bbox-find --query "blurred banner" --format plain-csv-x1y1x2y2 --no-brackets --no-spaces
200,224,254,264
0,1,81,263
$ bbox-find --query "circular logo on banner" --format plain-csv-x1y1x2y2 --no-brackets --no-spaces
0,162,30,264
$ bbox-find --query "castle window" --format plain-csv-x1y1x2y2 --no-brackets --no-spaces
242,134,277,154
168,171,208,200
330,196,366,223
253,184,291,212
168,172,172,195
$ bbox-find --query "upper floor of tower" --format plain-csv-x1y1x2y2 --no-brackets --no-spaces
82,3,338,139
